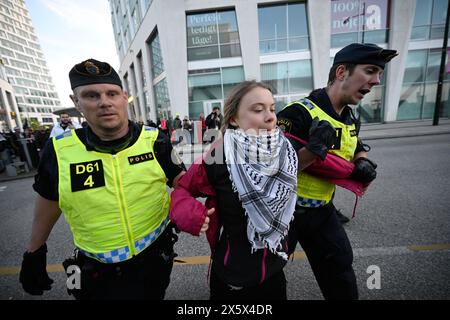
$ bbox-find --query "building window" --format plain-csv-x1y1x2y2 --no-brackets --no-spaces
188,66,244,118
410,0,449,40
186,10,242,61
137,51,147,88
149,32,164,79
398,49,450,120
330,0,390,48
154,78,171,120
261,60,313,112
258,2,310,55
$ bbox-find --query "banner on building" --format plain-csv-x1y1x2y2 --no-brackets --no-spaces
331,0,389,34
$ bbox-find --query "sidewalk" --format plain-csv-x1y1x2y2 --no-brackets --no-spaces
359,118,450,140
174,118,450,154
1,119,449,183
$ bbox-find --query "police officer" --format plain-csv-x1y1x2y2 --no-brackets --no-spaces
19,59,186,300
278,43,398,300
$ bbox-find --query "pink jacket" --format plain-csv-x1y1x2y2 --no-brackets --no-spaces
170,155,220,251
284,133,367,197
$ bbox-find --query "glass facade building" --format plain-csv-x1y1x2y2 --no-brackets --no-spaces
109,0,449,125
399,0,450,120
0,0,61,127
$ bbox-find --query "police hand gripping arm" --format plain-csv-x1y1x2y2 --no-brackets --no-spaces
20,195,61,295
304,117,336,161
350,157,377,184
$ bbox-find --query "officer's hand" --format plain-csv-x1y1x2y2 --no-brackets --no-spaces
350,157,377,184
306,117,337,160
19,243,54,295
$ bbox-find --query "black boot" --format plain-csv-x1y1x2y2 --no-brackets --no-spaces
336,209,350,224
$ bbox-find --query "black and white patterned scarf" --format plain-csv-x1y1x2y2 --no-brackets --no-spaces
224,128,298,260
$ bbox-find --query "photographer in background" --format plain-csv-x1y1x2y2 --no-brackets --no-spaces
50,113,81,138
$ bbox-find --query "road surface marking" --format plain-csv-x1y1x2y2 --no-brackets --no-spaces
1,243,449,276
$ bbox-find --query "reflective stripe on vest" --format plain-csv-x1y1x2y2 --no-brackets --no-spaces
53,126,170,261
289,98,358,206
79,216,170,263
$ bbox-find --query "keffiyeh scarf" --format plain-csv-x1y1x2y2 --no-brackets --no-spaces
224,128,298,260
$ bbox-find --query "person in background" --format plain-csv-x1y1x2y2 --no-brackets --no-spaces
205,106,223,143
199,113,206,143
49,113,82,138
182,116,193,145
147,119,157,128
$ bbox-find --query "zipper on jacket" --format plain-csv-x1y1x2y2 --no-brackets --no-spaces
260,248,268,284
111,154,136,256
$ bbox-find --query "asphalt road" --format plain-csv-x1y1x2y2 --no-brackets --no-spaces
1,134,449,300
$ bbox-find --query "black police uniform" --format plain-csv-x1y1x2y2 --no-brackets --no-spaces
33,121,185,299
278,89,363,300
277,43,396,300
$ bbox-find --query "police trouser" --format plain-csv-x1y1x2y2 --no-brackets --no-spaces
210,269,287,301
64,226,177,300
288,202,358,300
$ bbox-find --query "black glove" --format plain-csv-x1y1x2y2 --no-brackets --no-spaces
19,243,54,295
351,157,377,183
306,117,337,160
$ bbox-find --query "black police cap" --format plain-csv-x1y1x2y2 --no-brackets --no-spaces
69,58,122,89
333,43,398,69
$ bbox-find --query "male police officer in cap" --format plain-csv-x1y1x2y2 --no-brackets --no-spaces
277,43,397,300
19,59,186,299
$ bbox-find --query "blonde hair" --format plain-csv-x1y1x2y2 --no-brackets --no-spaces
221,80,273,133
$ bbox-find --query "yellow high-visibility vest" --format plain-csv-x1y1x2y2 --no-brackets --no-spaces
287,98,358,207
53,126,170,262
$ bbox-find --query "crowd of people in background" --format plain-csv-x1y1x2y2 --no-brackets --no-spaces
0,126,51,173
0,110,221,175
144,110,223,146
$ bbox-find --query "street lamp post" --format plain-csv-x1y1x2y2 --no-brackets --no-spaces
432,1,450,126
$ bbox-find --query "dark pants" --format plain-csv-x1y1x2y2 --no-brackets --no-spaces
66,227,176,300
210,269,287,301
288,203,358,300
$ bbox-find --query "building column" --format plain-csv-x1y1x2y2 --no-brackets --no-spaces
235,0,261,80
140,42,157,122
384,0,416,122
307,0,331,88
0,88,13,130
157,0,189,118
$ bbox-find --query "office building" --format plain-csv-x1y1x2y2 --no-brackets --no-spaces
109,0,449,124
0,0,62,129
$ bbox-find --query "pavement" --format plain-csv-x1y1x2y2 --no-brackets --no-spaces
1,118,449,183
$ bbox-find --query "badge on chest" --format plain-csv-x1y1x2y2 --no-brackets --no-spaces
70,160,105,192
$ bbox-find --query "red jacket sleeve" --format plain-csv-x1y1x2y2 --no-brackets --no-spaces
170,157,217,238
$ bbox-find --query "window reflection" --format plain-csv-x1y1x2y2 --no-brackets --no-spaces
398,49,450,120
258,3,310,54
261,60,313,112
411,0,448,40
188,66,244,118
